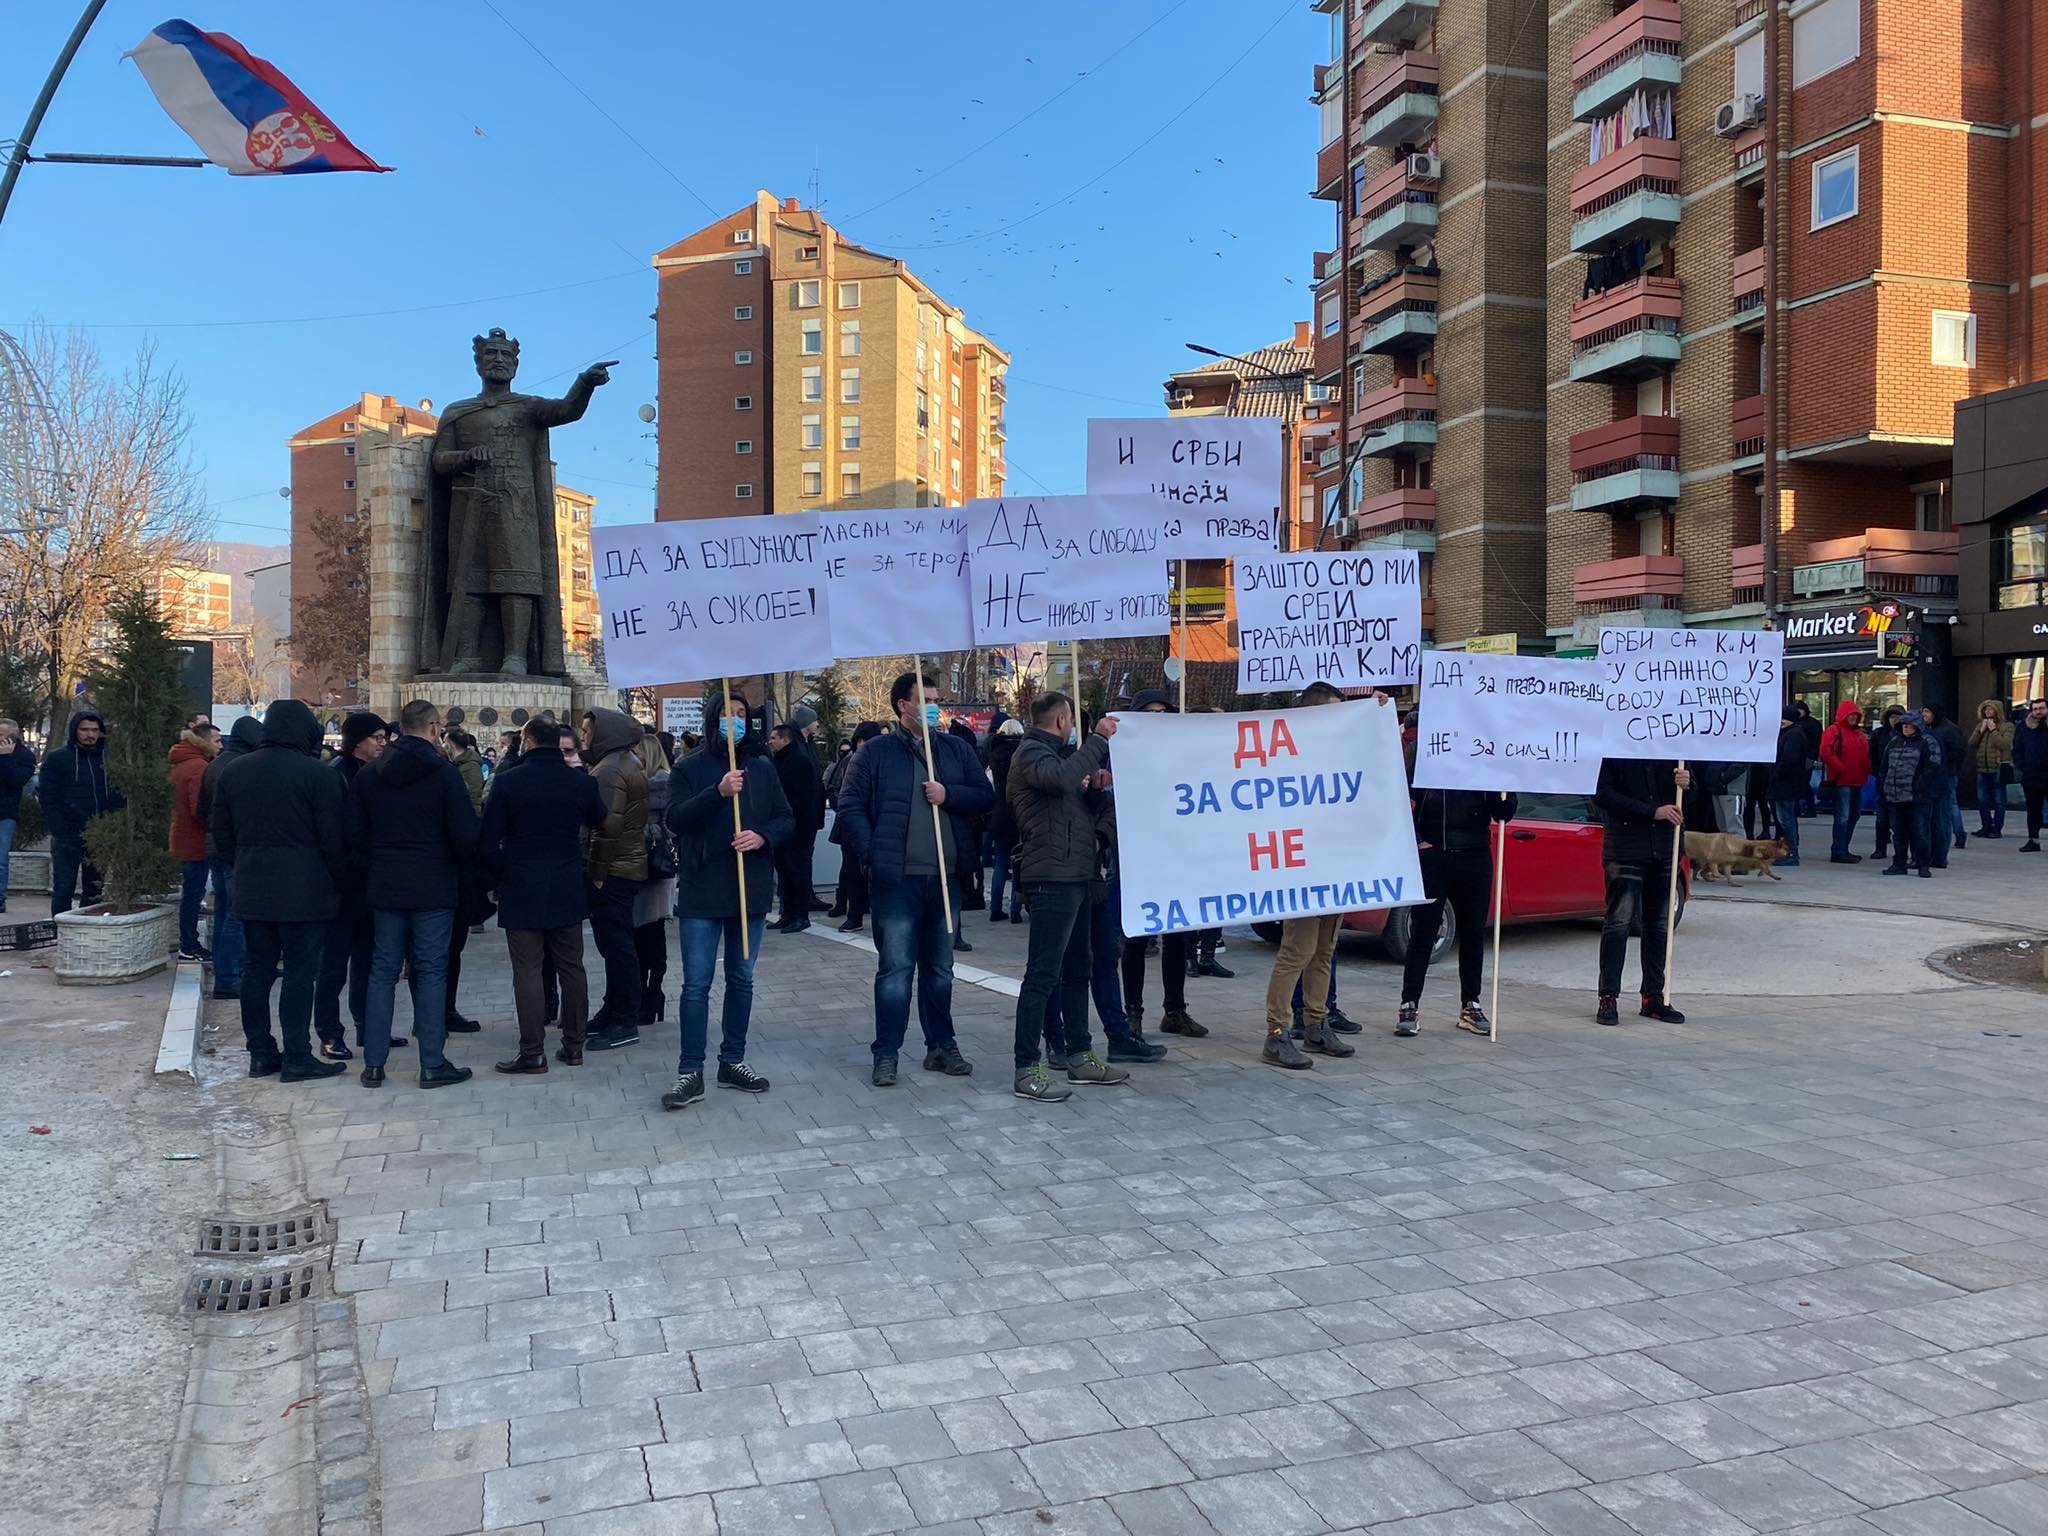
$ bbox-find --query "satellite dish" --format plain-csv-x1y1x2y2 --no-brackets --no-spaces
277,486,290,498
637,403,657,423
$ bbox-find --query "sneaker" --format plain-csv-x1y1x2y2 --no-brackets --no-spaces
1013,1065,1073,1102
838,917,864,933
418,1064,474,1089
718,1061,770,1094
585,1024,639,1052
1066,1051,1131,1085
1158,1009,1208,1038
1325,1007,1362,1035
1194,957,1236,979
317,1039,354,1063
1595,994,1620,1026
871,1053,898,1088
178,944,210,963
1395,1002,1420,1037
281,1058,347,1083
661,1072,705,1110
1106,1034,1167,1064
1881,865,1908,876
1262,1033,1313,1070
1301,1021,1355,1058
1639,997,1686,1024
1456,1003,1490,1037
923,1044,973,1076
2023,841,2042,853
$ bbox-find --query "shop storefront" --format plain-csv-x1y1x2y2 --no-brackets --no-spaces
1780,598,1945,721
1954,380,2048,709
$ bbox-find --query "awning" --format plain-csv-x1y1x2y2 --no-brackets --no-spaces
1785,648,1907,671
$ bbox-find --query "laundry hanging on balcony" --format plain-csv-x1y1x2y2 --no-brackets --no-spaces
1587,89,1674,163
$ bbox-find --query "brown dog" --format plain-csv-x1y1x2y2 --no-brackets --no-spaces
1683,831,1791,884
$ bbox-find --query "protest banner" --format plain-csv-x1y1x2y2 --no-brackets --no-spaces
592,514,835,687
1111,703,1423,938
818,507,974,660
1084,418,1282,556
1234,550,1424,692
1597,626,1784,762
1414,652,1611,795
965,495,1173,646
661,697,704,738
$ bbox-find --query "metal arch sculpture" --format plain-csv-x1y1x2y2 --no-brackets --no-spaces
0,326,67,541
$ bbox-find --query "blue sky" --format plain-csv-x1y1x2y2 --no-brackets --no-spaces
2,0,1324,545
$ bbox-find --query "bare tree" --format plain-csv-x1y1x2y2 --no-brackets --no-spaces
290,506,369,702
212,612,284,708
0,327,206,733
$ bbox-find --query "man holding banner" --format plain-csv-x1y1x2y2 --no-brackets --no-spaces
1399,780,1516,1038
835,672,991,1089
1592,757,1692,1025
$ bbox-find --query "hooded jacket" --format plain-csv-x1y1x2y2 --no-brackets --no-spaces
0,734,36,823
1968,700,2014,774
667,734,794,921
1772,716,1811,800
836,724,996,890
39,710,124,841
584,708,649,883
2014,711,2048,787
1593,757,1685,864
348,732,480,911
1008,727,1112,884
476,745,606,931
211,700,345,924
1880,721,1938,805
452,744,486,813
167,728,217,862
197,715,263,859
773,734,826,837
1818,702,1871,788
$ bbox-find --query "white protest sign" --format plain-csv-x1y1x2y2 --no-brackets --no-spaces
1085,417,1282,555
1111,703,1424,937
661,696,703,737
1598,627,1785,762
592,514,835,688
818,507,973,660
1414,652,1610,793
1235,550,1424,692
965,495,1173,645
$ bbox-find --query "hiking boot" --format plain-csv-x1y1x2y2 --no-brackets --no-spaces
871,1053,898,1088
494,1054,548,1075
1045,1042,1071,1072
586,1023,639,1052
317,1039,353,1063
1159,1009,1208,1038
1595,994,1620,1026
1639,997,1686,1024
718,1061,770,1094
418,1064,474,1090
1325,1007,1362,1035
1106,1034,1167,1064
281,1058,347,1083
662,1072,705,1110
1301,1019,1355,1058
1395,1002,1420,1037
1263,1032,1313,1070
1457,1002,1491,1037
1066,1051,1131,1085
922,1044,973,1076
1013,1065,1072,1102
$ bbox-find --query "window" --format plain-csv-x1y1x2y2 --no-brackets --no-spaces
950,417,961,445
802,319,823,355
735,484,754,499
950,379,961,407
1734,31,1764,105
802,466,823,497
916,389,930,429
735,440,754,455
951,456,962,491
735,350,754,365
801,366,823,402
734,305,754,321
801,414,823,450
734,259,754,275
344,444,354,457
841,368,861,402
841,320,862,356
341,421,355,434
1320,87,1344,148
1793,0,1859,88
837,282,861,309
842,465,862,497
799,244,819,261
1811,145,1858,229
732,229,753,245
795,279,822,308
1914,481,1954,534
916,339,928,374
1321,292,1342,338
841,416,861,451
1932,310,1976,369
735,394,753,410
1637,374,1668,416
1998,519,2048,610
343,478,355,490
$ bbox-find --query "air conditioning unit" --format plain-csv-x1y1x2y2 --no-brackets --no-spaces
1172,389,1195,408
1715,94,1764,137
1406,152,1443,181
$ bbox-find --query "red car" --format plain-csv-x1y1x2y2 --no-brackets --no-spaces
1253,792,1692,962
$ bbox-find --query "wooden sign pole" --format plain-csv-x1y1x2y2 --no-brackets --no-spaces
1662,758,1686,1006
910,655,955,935
1489,796,1506,1043
722,676,750,961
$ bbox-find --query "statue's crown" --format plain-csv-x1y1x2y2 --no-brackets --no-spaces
473,327,520,358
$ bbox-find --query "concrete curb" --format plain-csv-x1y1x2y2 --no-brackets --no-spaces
154,961,203,1079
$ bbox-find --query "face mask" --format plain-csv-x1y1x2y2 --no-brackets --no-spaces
723,717,746,743
923,703,941,730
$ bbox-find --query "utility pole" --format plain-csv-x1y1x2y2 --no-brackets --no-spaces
0,1,111,236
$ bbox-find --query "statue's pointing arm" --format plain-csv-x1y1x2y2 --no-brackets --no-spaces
538,361,615,427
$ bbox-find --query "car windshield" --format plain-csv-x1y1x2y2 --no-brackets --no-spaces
1515,792,1596,824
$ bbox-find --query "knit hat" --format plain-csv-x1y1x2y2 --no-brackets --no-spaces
1129,688,1173,712
340,712,387,753
789,705,819,732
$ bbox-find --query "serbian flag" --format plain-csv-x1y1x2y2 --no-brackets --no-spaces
126,20,390,175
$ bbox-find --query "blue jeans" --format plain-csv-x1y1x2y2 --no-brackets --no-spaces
209,856,243,990
678,914,763,1075
316,905,373,1045
0,816,13,907
49,835,100,916
1976,771,2006,836
1931,775,1958,863
365,907,454,1072
1775,799,1802,861
178,859,209,952
1830,785,1863,858
871,874,957,1059
989,844,1014,914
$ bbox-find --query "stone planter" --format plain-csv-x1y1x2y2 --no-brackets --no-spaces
7,849,49,894
54,901,178,984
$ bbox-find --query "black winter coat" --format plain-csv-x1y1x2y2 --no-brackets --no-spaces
39,710,123,841
1008,729,1111,883
1410,786,1517,855
198,716,262,857
1594,757,1683,864
836,728,995,890
668,745,794,921
1771,723,1810,799
1928,716,1966,781
773,739,826,838
987,733,1022,846
476,747,606,930
2014,716,2048,788
212,700,345,924
348,733,481,911
0,740,36,823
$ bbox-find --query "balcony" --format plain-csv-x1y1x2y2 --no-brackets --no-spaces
1568,275,1682,383
989,374,1005,399
990,414,1007,439
1359,160,1440,250
1574,555,1686,611
1360,53,1440,146
1731,543,1766,602
1353,486,1437,551
1358,269,1439,355
1797,528,1959,599
1569,137,1681,252
1315,133,1350,200
1569,415,1681,512
1313,321,1344,384
1732,393,1767,464
1571,0,1683,123
1733,126,1766,186
1352,377,1438,456
1732,246,1765,329
1359,0,1437,47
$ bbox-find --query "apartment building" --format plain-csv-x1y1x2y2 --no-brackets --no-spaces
156,564,233,635
1545,0,2043,719
1309,0,1550,649
554,484,599,662
652,192,1008,521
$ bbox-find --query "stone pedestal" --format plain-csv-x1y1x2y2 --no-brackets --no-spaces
413,674,573,735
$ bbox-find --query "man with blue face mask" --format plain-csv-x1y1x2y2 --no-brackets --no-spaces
835,671,994,1087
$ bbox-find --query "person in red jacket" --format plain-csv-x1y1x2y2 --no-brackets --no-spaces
1819,700,1872,863
168,723,218,961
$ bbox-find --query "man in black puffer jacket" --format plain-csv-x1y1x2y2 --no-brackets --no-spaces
1400,778,1516,1039
40,708,125,915
1592,755,1693,1026
197,715,262,999
211,699,348,1082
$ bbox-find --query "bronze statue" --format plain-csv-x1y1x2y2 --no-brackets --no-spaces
421,329,613,676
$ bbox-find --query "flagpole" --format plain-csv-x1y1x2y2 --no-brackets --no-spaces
0,0,111,237
722,678,751,962
912,656,955,935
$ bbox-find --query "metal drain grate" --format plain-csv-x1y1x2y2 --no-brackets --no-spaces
189,1263,321,1313
198,1207,326,1257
